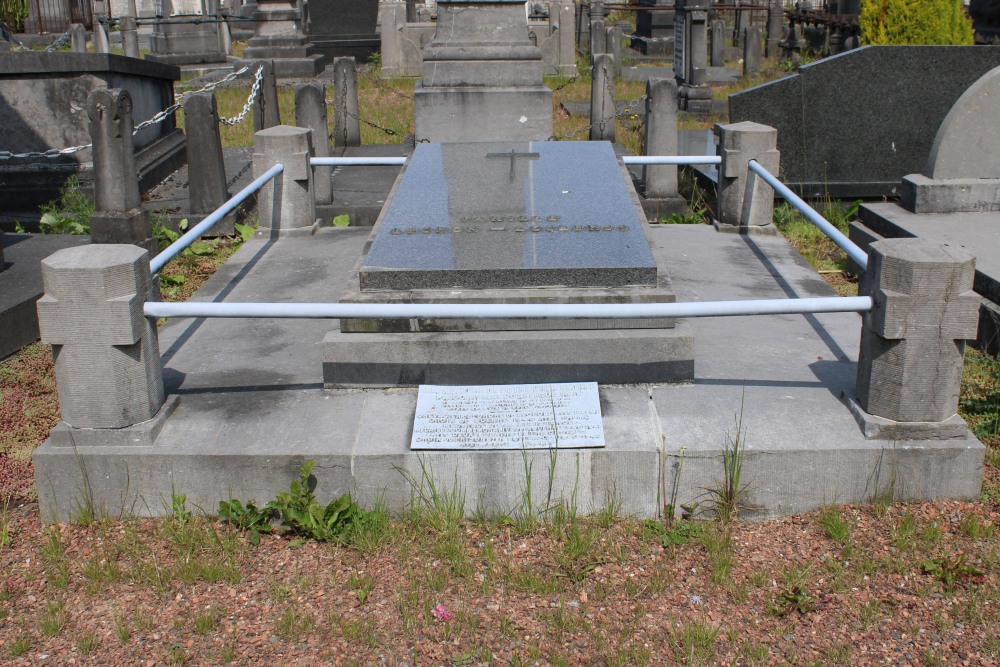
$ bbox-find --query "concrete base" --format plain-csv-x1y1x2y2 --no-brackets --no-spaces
414,85,553,142
48,396,180,448
845,395,971,441
712,219,779,236
32,221,987,522
145,52,228,66
901,173,1000,214
322,325,695,387
231,45,325,78
638,196,690,221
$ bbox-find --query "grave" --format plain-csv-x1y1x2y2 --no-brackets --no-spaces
307,0,380,62
146,0,228,66
323,140,694,386
413,0,553,142
849,64,1000,353
729,46,1000,198
0,53,185,219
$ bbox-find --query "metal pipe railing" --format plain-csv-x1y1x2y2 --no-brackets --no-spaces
622,155,723,165
310,157,408,166
150,163,285,274
747,159,868,270
144,296,872,320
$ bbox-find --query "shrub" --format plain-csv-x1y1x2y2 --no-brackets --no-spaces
860,0,974,45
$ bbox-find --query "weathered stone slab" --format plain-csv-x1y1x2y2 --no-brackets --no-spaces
359,142,658,290
411,382,605,450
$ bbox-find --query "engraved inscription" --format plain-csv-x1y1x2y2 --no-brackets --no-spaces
388,222,629,236
411,383,605,450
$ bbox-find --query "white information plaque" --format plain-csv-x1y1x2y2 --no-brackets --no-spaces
411,382,606,450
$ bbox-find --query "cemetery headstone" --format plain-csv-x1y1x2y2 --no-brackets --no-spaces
414,0,553,142
146,0,227,65
295,81,333,206
306,0,380,62
182,92,232,233
252,59,281,131
86,88,156,255
324,140,694,386
242,0,324,76
590,53,616,142
70,24,87,53
333,57,361,147
634,0,674,56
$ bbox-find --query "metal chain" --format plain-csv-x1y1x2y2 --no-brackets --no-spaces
2,65,259,159
226,160,253,189
218,65,263,126
626,34,674,44
547,65,647,141
43,28,72,52
371,74,414,101
550,73,580,93
329,77,409,140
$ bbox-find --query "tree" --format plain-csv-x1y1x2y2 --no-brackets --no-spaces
859,0,974,45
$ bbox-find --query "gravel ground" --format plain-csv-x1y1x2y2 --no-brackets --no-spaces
0,498,997,666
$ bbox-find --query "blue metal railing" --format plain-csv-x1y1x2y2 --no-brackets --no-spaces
150,163,284,274
747,160,868,270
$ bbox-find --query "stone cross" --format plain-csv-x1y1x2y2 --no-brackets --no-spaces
857,238,980,423
37,244,165,430
486,149,540,182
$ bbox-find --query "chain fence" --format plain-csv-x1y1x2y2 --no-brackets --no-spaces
327,73,415,143
548,64,646,141
0,64,261,160
42,27,71,51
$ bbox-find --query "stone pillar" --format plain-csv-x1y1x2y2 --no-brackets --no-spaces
333,56,361,148
378,0,406,77
253,60,281,131
590,53,616,142
216,0,233,56
734,0,749,47
70,24,87,53
766,0,782,58
556,1,577,76
686,2,708,84
252,125,315,231
856,239,979,428
715,121,779,229
183,93,232,233
121,16,140,58
606,24,622,76
36,244,165,429
743,26,762,77
643,78,678,199
590,18,606,55
87,89,155,254
94,20,111,53
295,81,333,206
710,19,724,67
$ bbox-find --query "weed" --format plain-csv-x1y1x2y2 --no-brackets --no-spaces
858,598,884,628
699,522,734,584
332,214,351,227
113,608,131,643
594,487,624,528
40,526,70,588
705,395,750,523
743,642,769,665
218,498,272,546
169,492,192,526
275,608,315,642
39,600,68,636
348,571,376,603
921,552,984,591
0,502,11,548
398,456,465,534
338,615,380,646
76,630,100,654
768,585,815,616
9,633,31,656
193,609,219,635
819,505,853,543
959,513,994,540
672,620,720,665
38,175,94,234
891,511,917,550
643,518,702,548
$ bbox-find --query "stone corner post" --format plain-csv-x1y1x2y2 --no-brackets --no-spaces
715,120,779,228
589,52,616,142
182,92,231,231
333,57,361,148
295,81,333,206
643,77,679,199
252,60,281,132
378,0,406,78
856,239,980,424
37,244,165,430
252,125,316,231
87,88,155,256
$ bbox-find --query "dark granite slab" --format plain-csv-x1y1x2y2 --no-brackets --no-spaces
307,0,379,61
359,142,659,291
729,46,1000,199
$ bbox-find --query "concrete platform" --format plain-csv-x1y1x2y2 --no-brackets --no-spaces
0,233,90,360
853,202,1000,352
32,225,986,521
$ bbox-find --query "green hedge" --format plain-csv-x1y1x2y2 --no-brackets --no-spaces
860,0,974,45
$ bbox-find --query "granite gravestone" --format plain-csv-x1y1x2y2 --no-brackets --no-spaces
323,141,695,387
358,142,657,291
307,0,379,61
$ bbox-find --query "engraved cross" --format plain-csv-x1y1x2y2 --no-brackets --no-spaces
486,149,541,182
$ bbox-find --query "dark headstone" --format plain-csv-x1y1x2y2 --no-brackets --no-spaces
307,0,379,61
635,0,674,56
359,142,658,291
729,46,1000,198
